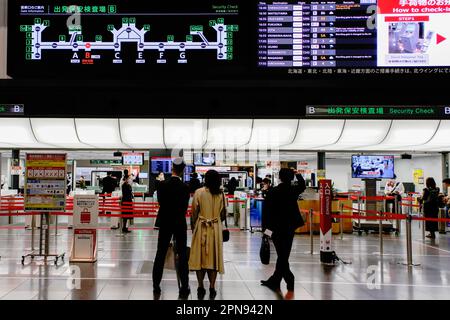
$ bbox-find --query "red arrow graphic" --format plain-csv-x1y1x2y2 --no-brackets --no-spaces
437,34,446,45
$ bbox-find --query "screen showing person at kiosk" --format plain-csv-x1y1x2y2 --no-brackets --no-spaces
351,155,394,179
194,153,216,166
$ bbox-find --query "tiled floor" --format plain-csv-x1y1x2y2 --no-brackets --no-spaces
0,220,450,300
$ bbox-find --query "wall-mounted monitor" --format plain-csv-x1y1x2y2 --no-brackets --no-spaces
139,172,149,179
151,157,174,174
184,165,195,182
122,152,144,166
351,155,395,179
194,152,216,166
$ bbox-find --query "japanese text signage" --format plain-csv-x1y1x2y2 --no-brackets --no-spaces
319,179,333,263
25,154,66,211
307,106,450,118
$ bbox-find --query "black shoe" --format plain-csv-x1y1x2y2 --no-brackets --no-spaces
153,285,161,294
287,283,295,292
261,280,281,292
122,229,131,233
179,287,191,299
209,288,217,300
197,287,206,299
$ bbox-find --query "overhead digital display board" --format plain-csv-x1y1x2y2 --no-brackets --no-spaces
7,0,244,78
7,0,450,78
257,0,450,75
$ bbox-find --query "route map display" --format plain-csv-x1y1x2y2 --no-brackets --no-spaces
257,0,450,75
8,0,450,78
7,0,243,78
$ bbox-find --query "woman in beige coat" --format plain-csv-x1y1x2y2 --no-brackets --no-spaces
189,170,226,300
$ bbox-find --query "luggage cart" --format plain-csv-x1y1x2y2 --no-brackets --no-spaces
439,208,448,234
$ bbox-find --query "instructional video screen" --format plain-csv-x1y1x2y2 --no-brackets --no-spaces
351,155,395,179
257,0,450,74
194,152,216,166
377,0,450,67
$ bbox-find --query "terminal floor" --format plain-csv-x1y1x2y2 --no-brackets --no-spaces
0,222,450,300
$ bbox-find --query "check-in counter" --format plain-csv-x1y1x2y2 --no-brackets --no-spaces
296,199,353,234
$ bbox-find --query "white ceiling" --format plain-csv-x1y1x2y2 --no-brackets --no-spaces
0,118,448,152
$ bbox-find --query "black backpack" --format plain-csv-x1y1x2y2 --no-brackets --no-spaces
426,188,440,205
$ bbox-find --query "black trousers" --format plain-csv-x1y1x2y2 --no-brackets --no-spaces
269,231,295,290
152,225,189,290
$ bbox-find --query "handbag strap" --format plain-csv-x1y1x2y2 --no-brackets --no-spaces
222,193,228,228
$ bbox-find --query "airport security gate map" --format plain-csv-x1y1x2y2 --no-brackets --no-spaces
9,1,242,77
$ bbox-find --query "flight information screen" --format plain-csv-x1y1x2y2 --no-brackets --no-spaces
7,0,244,78
257,0,450,75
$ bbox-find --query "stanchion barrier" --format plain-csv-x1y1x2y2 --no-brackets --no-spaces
395,195,401,235
402,212,420,267
421,204,426,242
339,203,344,240
378,211,383,256
309,208,314,254
439,208,447,234
357,194,361,233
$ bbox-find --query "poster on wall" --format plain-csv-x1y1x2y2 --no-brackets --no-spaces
24,154,66,211
413,168,424,185
317,170,326,181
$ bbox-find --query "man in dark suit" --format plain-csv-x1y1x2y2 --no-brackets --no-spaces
152,158,191,298
101,172,117,195
261,168,306,294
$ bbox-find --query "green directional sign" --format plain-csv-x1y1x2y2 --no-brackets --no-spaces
190,25,203,32
306,106,450,119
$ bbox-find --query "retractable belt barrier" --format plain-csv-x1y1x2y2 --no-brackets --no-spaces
299,206,450,223
2,195,449,224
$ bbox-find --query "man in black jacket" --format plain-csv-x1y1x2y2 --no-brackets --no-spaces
261,168,306,293
101,172,117,195
152,158,191,299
